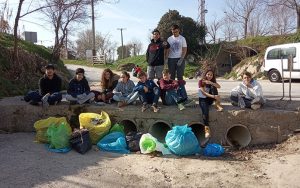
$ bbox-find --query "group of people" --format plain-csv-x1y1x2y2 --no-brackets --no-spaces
24,24,266,141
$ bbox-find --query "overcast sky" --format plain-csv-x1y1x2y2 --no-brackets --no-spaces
4,0,226,53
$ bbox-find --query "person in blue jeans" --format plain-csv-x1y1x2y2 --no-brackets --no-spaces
158,69,186,111
24,64,62,107
133,71,160,112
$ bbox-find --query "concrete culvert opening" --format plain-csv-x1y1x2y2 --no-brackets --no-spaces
226,124,251,148
149,121,171,143
189,122,205,144
120,120,137,135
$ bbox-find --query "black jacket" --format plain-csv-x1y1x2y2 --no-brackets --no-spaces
39,74,62,96
146,38,170,66
67,77,90,97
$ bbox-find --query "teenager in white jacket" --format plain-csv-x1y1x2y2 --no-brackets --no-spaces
230,71,266,110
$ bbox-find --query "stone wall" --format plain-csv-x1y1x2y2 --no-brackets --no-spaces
0,96,299,146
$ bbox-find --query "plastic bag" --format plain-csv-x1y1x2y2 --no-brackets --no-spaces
109,123,125,134
126,131,143,152
70,129,92,154
139,133,171,155
79,112,111,144
203,143,224,157
165,125,201,156
34,117,69,143
97,132,129,154
46,122,72,149
46,145,72,153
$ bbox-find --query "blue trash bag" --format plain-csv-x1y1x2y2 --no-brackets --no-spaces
97,132,130,154
165,125,201,156
45,144,71,153
203,143,224,157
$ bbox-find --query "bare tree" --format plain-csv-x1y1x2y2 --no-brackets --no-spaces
248,6,271,37
128,39,143,56
221,16,238,41
76,29,115,58
207,15,223,43
0,0,12,33
265,0,300,32
40,0,90,62
225,0,263,38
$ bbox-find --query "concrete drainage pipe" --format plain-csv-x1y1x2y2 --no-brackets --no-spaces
226,124,251,148
189,122,205,144
119,119,137,135
148,121,171,143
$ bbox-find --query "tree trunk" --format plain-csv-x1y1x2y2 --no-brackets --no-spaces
13,0,25,67
297,7,300,32
244,17,248,39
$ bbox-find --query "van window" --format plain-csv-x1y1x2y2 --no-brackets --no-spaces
267,47,296,60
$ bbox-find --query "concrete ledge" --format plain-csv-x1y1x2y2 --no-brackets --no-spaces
0,96,299,146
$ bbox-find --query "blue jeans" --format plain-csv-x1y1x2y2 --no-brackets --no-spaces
138,87,160,105
24,90,62,105
113,91,139,104
168,58,185,80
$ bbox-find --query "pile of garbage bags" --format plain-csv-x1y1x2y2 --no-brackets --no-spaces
34,112,224,157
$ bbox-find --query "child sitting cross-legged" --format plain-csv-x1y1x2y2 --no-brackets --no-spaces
133,71,160,112
158,69,186,111
66,68,95,105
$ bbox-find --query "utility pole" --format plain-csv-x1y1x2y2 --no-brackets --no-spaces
133,43,136,56
117,28,126,59
91,0,96,56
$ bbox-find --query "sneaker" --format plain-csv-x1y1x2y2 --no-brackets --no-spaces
215,103,223,112
177,103,185,111
183,99,196,107
251,104,261,110
141,103,148,112
118,101,127,108
41,93,50,108
151,104,159,113
204,126,211,138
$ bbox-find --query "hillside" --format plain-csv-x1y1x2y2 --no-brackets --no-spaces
0,33,70,98
224,32,300,80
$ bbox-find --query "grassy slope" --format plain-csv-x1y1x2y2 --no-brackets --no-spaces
0,33,69,98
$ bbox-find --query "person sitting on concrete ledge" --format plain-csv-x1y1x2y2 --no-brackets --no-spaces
66,68,95,105
113,71,139,107
92,68,119,104
158,69,186,111
133,71,160,112
24,64,62,107
230,71,266,110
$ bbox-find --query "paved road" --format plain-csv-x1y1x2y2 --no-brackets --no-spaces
65,64,300,100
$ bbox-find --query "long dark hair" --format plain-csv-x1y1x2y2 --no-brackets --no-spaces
200,69,216,86
101,68,114,89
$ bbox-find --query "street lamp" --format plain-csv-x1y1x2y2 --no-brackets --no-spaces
117,28,126,59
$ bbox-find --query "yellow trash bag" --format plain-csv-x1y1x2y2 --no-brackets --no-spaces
79,112,111,144
34,117,69,143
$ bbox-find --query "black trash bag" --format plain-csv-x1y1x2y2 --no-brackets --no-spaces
70,129,92,154
126,131,143,152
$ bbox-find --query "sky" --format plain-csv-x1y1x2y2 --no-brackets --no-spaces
4,0,226,53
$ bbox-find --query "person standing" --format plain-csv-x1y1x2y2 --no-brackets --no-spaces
24,64,62,107
166,24,187,81
146,29,170,80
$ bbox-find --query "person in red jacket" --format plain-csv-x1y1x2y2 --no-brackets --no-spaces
158,69,186,111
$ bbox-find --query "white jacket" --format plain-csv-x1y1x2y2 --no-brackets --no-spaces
231,80,266,103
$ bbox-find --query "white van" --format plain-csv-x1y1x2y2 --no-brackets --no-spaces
264,43,300,82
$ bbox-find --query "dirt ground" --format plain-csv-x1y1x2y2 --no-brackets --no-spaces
0,133,299,188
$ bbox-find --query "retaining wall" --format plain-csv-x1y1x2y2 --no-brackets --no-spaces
0,97,299,146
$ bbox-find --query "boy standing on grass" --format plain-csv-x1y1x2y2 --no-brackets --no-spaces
133,71,160,112
24,64,62,107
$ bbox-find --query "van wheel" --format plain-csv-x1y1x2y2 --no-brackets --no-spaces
268,70,281,82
